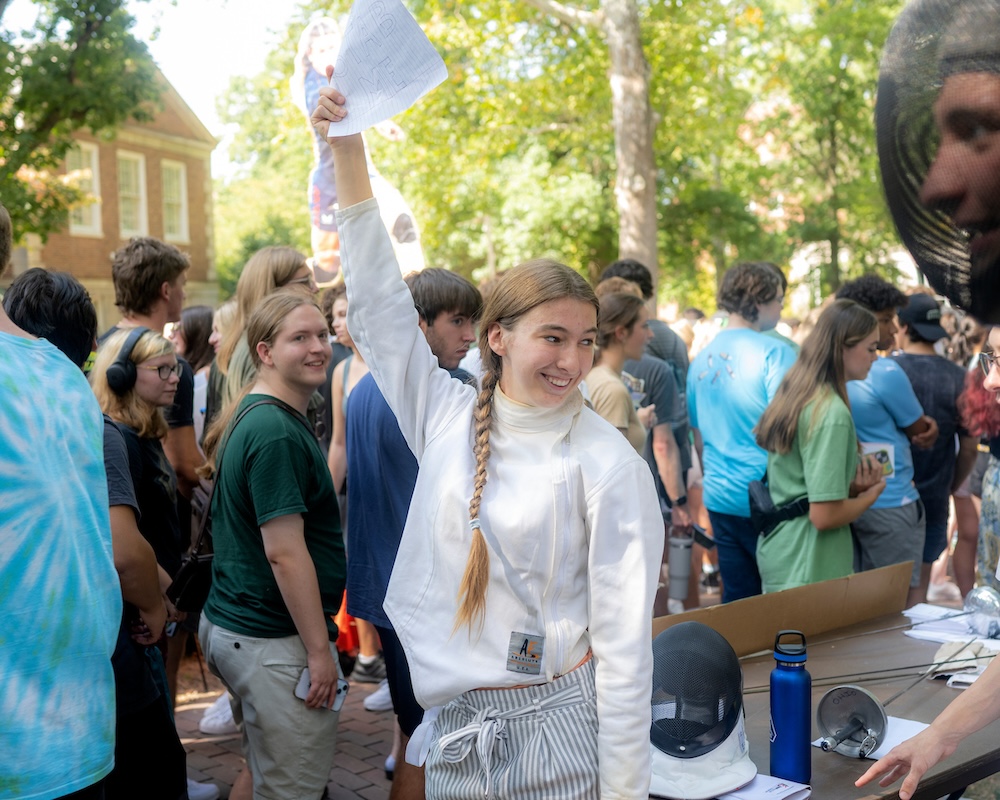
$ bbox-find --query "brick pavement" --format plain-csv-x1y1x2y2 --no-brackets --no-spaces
176,677,396,800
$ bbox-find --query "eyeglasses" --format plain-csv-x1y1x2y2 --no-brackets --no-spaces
138,363,182,380
980,351,998,377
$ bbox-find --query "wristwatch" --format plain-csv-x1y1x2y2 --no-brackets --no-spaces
672,494,688,507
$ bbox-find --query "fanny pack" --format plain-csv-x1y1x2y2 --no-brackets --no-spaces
748,478,809,538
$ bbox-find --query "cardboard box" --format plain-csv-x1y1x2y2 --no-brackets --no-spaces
652,562,911,657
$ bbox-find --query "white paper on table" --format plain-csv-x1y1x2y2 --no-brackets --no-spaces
904,629,998,649
867,716,930,759
328,0,447,135
813,716,929,761
718,774,811,800
904,603,961,622
901,604,984,645
903,603,971,634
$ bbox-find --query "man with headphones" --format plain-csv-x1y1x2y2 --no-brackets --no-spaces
101,236,219,800
101,237,201,501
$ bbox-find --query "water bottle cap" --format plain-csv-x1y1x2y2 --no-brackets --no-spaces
774,630,807,662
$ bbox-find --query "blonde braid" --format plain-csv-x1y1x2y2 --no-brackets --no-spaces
454,367,499,633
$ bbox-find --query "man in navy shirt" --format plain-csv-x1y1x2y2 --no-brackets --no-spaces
346,268,480,799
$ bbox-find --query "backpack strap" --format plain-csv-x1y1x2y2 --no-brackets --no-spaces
191,398,311,554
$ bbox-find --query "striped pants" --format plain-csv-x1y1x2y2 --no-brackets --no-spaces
424,659,600,800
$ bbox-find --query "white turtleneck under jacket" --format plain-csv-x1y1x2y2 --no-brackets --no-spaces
340,197,662,800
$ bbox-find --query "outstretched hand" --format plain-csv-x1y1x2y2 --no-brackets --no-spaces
855,727,956,800
310,65,350,140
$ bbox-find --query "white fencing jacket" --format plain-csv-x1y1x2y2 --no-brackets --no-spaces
340,197,662,799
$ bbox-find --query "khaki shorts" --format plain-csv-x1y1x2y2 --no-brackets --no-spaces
200,617,340,799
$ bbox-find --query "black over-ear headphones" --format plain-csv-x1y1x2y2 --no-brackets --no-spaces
106,326,151,396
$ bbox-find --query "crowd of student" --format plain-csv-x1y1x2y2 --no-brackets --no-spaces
4,152,998,800
9,0,1000,795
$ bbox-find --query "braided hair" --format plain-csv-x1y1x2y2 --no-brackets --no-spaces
454,259,599,632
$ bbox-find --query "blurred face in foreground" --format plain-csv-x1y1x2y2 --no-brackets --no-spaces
921,72,1000,295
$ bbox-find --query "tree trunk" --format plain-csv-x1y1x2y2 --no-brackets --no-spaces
520,0,658,287
825,230,841,296
601,0,658,284
824,115,842,294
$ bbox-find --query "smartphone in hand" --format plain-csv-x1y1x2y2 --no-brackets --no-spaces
294,667,349,712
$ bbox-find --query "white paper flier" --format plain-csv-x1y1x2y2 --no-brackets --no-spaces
719,774,811,800
330,0,448,136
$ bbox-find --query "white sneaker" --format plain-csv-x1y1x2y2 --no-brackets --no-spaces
187,778,220,800
199,693,238,735
363,679,394,712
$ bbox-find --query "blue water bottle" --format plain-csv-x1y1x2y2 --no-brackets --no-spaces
770,630,811,784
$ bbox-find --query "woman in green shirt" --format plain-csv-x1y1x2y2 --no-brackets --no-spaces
755,299,886,592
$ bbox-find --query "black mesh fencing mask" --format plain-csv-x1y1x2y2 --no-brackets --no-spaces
649,622,756,799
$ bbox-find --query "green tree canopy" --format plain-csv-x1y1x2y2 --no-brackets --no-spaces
214,0,908,309
0,0,162,239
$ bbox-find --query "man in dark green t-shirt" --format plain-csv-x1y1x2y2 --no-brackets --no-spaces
205,401,344,637
200,292,346,799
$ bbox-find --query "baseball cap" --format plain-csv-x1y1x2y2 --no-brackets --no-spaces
897,293,948,341
649,622,757,800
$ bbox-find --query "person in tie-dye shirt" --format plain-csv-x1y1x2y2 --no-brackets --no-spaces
0,202,121,800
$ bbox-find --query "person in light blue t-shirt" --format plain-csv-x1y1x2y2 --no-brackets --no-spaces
0,203,121,800
687,262,797,602
837,276,938,607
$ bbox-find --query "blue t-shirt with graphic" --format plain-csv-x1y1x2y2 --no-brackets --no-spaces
0,333,121,799
687,328,797,516
847,357,923,509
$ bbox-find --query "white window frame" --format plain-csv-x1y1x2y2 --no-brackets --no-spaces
67,142,102,237
160,159,190,244
117,150,148,238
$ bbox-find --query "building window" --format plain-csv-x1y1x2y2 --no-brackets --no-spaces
161,160,189,243
66,143,102,236
117,151,147,238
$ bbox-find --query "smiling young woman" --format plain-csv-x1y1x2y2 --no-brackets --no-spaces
312,79,662,799
91,328,185,582
587,291,652,454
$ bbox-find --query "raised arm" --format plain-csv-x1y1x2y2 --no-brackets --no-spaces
310,65,372,209
310,66,473,461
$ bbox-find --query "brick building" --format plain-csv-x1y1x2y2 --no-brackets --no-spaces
5,72,218,332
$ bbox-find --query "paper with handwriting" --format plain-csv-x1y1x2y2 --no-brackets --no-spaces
330,0,447,136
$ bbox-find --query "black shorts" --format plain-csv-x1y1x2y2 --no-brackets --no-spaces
375,624,425,737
